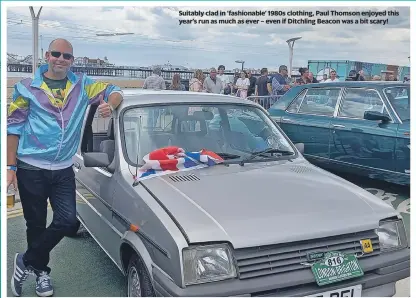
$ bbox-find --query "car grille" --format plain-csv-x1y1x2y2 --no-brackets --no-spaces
234,229,380,280
169,174,200,182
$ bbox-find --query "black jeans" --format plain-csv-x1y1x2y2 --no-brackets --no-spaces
16,166,77,274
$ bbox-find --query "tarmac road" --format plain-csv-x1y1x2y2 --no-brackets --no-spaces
6,175,410,297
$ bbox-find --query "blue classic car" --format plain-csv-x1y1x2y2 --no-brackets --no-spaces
268,82,410,186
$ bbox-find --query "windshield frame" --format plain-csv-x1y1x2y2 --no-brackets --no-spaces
382,85,410,122
119,101,299,167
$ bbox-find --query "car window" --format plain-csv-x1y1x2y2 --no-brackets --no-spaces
297,88,340,116
384,86,410,121
122,103,295,165
286,89,307,113
339,88,387,119
80,104,112,154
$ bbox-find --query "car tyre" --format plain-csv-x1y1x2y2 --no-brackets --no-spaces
127,253,155,297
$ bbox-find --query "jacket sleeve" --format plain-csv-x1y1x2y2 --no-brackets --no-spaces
7,84,29,136
83,75,123,105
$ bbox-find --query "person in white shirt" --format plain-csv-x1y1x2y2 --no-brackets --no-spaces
217,65,232,95
235,70,250,99
325,70,340,82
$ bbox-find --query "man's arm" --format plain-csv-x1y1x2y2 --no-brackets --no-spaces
7,83,29,188
84,75,123,110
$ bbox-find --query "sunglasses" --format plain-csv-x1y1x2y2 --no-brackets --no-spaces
50,51,73,60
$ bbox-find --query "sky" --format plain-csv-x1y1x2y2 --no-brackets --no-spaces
6,5,411,71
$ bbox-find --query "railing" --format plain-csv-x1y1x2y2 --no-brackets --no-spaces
246,95,282,110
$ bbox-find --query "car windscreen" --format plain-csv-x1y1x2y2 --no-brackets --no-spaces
121,103,295,165
384,86,410,121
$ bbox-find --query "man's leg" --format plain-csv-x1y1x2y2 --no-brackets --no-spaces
11,168,49,297
24,166,77,297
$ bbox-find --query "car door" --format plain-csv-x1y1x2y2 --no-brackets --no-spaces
74,105,121,261
280,86,342,160
329,87,398,173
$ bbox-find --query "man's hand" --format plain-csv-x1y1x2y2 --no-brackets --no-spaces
7,170,17,191
97,95,112,118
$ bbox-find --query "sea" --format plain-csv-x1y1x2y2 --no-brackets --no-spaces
7,72,143,80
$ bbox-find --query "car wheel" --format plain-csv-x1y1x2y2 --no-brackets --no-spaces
127,254,154,297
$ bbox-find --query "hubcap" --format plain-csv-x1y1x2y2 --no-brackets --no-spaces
128,266,141,297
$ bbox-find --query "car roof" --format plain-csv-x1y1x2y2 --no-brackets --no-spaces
118,89,261,107
297,81,408,88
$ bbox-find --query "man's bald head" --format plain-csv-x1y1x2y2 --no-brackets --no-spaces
48,38,73,54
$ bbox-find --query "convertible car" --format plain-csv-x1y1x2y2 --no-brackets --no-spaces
74,89,409,296
268,82,410,186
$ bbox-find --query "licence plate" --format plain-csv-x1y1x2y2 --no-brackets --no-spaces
311,251,363,286
308,284,362,297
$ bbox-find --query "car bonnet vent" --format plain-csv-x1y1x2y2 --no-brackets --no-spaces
169,174,200,182
289,165,313,174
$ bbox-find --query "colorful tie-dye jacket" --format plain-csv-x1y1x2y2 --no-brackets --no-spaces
7,64,122,165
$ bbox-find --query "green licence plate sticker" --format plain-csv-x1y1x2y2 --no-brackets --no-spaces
311,251,364,286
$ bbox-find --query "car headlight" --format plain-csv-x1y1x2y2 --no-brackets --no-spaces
376,219,408,252
182,244,237,285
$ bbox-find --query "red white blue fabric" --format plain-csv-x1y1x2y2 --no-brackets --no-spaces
133,146,223,182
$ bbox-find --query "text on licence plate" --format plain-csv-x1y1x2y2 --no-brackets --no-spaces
308,284,362,297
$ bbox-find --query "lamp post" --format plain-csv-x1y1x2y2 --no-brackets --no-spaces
286,37,301,78
30,6,43,76
235,60,245,71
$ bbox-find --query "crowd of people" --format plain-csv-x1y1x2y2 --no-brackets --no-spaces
143,64,410,102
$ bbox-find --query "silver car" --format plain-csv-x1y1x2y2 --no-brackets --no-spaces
74,89,409,297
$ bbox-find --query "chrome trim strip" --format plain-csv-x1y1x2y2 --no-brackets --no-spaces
76,190,123,237
75,214,123,272
305,154,409,176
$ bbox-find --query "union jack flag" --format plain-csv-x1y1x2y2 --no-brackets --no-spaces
133,146,223,184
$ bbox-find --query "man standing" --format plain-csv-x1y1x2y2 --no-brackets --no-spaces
255,68,271,96
203,67,223,94
270,65,291,95
325,70,340,82
246,70,257,97
143,66,166,90
7,38,123,297
217,65,232,95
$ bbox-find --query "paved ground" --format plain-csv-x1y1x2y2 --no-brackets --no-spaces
7,174,410,297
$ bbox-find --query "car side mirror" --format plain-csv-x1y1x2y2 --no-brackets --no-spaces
294,143,304,154
364,111,391,122
83,152,110,168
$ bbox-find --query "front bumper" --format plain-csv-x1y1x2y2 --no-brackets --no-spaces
153,248,409,297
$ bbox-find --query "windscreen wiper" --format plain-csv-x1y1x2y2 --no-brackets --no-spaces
215,152,242,160
239,148,294,166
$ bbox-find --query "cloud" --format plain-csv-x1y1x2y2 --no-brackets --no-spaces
6,5,410,69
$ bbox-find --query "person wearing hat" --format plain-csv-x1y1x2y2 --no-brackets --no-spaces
203,67,223,94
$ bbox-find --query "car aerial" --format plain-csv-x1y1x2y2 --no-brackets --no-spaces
73,89,409,297
268,81,410,186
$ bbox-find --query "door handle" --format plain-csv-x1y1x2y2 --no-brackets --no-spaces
282,117,294,123
331,124,346,128
73,162,81,172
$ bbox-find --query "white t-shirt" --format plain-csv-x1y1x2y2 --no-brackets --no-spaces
217,74,232,88
325,78,340,82
236,78,250,89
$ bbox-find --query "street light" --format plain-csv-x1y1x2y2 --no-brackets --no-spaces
286,37,302,78
30,6,42,76
235,60,245,71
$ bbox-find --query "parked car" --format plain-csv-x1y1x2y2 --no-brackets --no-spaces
268,82,410,186
74,89,409,297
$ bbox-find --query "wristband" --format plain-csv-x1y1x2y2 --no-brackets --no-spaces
7,165,17,171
